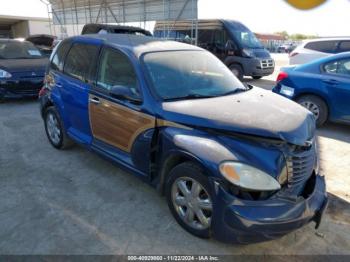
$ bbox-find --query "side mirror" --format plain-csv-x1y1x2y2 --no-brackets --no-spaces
109,85,141,104
225,40,237,54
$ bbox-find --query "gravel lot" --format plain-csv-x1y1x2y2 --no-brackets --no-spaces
0,54,349,255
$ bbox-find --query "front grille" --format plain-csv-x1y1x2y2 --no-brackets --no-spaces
260,59,274,69
286,143,316,194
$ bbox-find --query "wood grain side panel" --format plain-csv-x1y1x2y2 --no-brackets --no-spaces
89,95,155,152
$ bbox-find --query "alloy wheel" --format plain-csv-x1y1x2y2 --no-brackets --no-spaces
300,101,320,119
171,177,213,230
46,112,61,145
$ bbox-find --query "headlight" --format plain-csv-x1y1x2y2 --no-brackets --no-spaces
280,85,294,97
219,162,281,191
0,69,12,79
242,48,255,58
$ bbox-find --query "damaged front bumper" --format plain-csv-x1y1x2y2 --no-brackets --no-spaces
211,173,328,244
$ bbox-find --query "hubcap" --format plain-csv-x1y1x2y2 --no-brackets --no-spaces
46,113,61,145
300,101,320,119
231,68,239,77
171,177,212,230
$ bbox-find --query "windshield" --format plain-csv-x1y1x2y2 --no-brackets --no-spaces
233,31,263,49
143,51,246,101
0,41,43,59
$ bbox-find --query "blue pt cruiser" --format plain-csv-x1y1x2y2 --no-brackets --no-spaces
39,34,328,244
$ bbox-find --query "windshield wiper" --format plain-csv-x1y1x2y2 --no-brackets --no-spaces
163,94,216,101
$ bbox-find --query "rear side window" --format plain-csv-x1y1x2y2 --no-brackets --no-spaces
64,43,100,83
305,41,338,54
338,41,350,52
324,58,350,77
50,40,71,71
198,30,214,47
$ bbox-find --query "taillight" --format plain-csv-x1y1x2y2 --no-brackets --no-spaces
277,71,288,82
38,87,48,98
289,52,298,58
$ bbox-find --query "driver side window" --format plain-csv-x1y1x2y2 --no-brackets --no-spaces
97,48,139,94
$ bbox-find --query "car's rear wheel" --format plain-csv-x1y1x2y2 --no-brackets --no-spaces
165,162,213,239
229,64,243,81
44,107,73,149
297,95,328,127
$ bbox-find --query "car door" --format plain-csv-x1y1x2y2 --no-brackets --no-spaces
323,58,350,121
88,47,156,172
60,41,101,144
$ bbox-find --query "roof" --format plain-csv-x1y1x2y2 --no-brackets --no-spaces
72,34,202,58
302,37,350,43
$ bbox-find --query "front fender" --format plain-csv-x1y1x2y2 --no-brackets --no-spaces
157,127,240,192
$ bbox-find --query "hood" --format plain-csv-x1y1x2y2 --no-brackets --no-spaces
160,87,315,146
252,49,271,59
0,58,48,73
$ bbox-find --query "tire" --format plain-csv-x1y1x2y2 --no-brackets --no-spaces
297,95,328,127
44,106,74,149
165,162,214,239
229,64,244,81
252,76,262,80
0,94,5,103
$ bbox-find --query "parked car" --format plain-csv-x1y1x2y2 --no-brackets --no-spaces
273,52,350,126
290,37,350,65
26,34,57,57
81,23,152,36
277,43,296,53
154,19,275,80
39,34,327,244
0,39,48,102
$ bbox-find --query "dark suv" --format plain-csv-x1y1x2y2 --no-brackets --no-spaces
39,34,327,244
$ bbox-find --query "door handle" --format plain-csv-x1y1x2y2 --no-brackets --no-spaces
322,79,339,86
56,82,62,88
89,97,100,105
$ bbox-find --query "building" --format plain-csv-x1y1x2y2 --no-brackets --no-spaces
0,14,52,38
255,33,287,52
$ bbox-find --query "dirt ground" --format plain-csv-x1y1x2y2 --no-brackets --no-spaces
0,54,349,255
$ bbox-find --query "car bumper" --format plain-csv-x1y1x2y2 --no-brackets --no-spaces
0,79,43,98
243,58,275,77
211,174,328,244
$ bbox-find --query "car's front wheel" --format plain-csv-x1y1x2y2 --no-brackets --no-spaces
229,64,243,81
44,107,73,149
165,162,213,238
297,95,328,127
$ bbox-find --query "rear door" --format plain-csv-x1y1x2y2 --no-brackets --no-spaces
89,47,155,171
323,58,350,121
60,41,101,144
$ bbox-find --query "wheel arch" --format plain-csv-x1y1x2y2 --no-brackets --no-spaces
294,92,330,114
157,150,208,196
40,97,54,118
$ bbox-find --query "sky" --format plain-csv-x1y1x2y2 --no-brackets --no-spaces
0,0,349,37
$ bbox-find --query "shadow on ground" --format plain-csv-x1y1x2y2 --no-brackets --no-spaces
244,78,276,91
317,123,350,143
